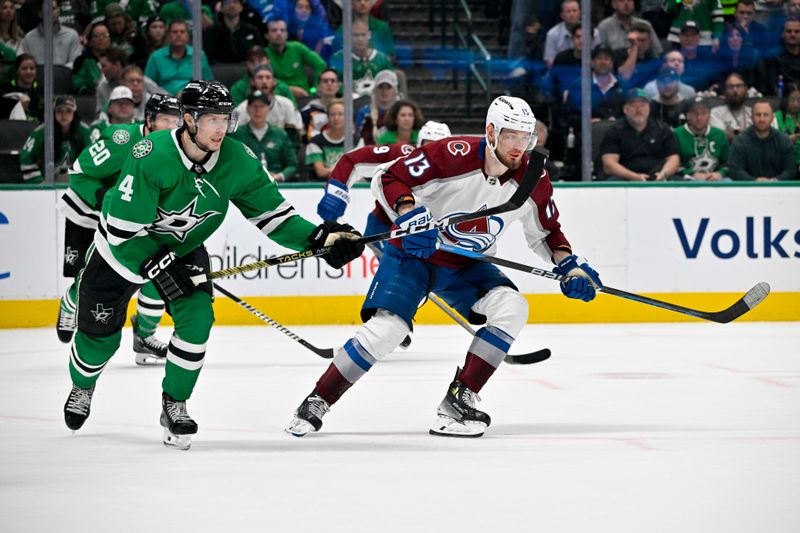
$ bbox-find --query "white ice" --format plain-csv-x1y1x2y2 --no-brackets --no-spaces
1,322,799,532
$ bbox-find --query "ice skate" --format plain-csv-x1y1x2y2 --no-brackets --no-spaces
160,393,197,450
64,384,95,431
429,368,490,438
131,314,167,365
285,393,330,437
57,296,77,344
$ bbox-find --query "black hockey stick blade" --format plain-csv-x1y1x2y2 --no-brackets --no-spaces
213,283,334,359
505,348,551,365
438,244,771,324
198,147,549,283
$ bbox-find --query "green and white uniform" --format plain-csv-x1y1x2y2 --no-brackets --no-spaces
58,123,164,337
673,124,730,177
70,128,317,401
306,131,346,178
229,123,298,180
19,122,93,183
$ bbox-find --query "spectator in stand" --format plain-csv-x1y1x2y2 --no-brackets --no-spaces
640,0,670,39
44,0,90,34
145,19,212,95
159,0,213,29
729,100,797,180
710,72,752,142
664,0,723,51
544,0,587,67
19,95,91,182
287,0,331,57
89,84,135,142
103,3,138,59
711,23,766,94
113,64,164,122
643,50,696,100
331,0,395,59
549,23,584,100
20,1,81,68
126,0,160,26
376,99,424,145
233,63,303,145
764,0,800,56
301,67,341,141
563,44,625,123
673,96,730,180
765,17,800,95
597,0,662,57
230,46,297,106
71,22,112,94
265,16,326,99
674,21,717,91
649,66,691,127
733,0,771,57
329,19,393,97
600,88,681,181
613,22,662,87
204,0,263,64
773,82,800,167
230,90,298,182
355,69,399,146
0,0,24,54
94,47,127,112
306,99,348,180
133,15,167,68
1,53,40,120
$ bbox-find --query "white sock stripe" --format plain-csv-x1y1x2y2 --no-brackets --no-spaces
166,352,204,371
70,346,107,377
468,336,507,369
136,307,164,317
170,335,207,353
136,293,164,305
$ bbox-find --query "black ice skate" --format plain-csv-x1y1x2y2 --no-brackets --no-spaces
131,314,167,366
57,296,77,343
160,392,198,450
429,368,491,438
285,393,330,437
64,384,95,431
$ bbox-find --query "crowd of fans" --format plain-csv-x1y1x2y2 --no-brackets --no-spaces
508,0,800,180
2,0,798,182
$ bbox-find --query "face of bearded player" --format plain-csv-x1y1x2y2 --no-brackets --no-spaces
492,125,530,170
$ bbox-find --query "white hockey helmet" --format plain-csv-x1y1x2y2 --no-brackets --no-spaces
485,96,537,153
417,120,452,146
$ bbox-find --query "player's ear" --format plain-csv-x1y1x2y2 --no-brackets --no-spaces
486,123,496,144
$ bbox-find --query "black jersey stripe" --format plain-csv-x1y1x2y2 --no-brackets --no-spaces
105,221,139,240
255,207,295,231
62,194,100,222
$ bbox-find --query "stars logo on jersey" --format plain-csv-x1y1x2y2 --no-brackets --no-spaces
441,207,505,251
243,145,257,159
90,303,114,324
64,246,79,266
150,197,220,241
132,139,153,159
112,129,131,145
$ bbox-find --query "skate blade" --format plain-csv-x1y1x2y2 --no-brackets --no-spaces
429,416,485,438
284,417,316,437
162,428,192,450
135,353,166,366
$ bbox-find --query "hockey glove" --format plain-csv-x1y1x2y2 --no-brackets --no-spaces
317,180,350,221
141,248,198,303
395,206,438,259
553,255,603,302
309,221,365,269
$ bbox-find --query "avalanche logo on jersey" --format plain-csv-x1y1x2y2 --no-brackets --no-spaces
441,208,505,251
447,140,471,156
150,197,220,242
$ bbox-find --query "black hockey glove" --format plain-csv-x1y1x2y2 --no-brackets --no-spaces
309,221,365,269
141,247,209,303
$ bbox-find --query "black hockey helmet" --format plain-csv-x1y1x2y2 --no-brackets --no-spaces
145,93,182,127
181,79,235,116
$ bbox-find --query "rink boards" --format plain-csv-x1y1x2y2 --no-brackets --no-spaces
0,183,798,326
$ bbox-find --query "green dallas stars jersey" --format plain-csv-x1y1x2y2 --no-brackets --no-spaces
60,123,146,229
673,124,730,177
95,128,317,283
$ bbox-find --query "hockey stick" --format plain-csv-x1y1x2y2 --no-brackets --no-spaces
439,244,771,324
425,293,550,365
213,283,334,359
190,147,549,286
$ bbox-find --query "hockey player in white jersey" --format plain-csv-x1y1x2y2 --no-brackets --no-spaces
286,96,602,438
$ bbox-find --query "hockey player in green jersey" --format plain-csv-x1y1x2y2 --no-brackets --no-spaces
63,80,365,450
56,94,183,367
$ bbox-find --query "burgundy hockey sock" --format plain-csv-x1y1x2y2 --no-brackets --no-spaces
315,363,354,405
459,353,497,393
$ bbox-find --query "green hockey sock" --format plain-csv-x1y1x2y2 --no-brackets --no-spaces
69,330,121,389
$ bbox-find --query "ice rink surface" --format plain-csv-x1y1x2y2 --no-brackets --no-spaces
1,322,798,532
